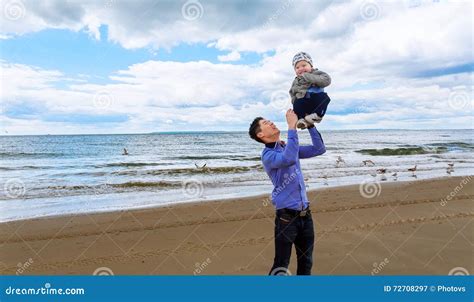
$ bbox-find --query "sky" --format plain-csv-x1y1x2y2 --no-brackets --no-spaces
0,0,472,135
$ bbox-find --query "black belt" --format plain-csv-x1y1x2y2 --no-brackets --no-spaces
277,207,311,217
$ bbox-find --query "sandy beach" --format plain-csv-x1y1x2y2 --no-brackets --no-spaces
0,176,472,275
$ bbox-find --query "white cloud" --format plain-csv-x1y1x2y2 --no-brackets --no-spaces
217,51,241,62
0,0,472,134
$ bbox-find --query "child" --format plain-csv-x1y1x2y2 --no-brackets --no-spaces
289,52,331,129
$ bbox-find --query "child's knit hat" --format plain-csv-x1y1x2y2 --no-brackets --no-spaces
292,52,313,68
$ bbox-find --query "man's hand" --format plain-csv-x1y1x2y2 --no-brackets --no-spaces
286,109,298,130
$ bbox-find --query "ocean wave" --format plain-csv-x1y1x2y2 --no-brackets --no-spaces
47,181,181,191
109,181,181,188
95,162,169,168
0,151,64,158
355,146,447,156
429,142,474,150
112,164,262,176
172,155,261,161
0,165,56,170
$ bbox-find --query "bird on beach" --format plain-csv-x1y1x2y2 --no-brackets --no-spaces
446,163,454,175
195,163,207,170
408,165,417,176
392,172,398,180
362,160,375,166
321,174,329,186
376,168,386,174
336,156,345,167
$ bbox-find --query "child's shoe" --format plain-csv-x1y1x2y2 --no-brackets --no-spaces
296,118,310,129
305,113,322,124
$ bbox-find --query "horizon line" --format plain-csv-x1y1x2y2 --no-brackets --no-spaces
1,128,473,136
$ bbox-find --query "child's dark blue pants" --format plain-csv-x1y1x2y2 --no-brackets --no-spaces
293,92,331,120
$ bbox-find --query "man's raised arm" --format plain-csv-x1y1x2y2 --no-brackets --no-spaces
298,126,326,159
262,109,299,169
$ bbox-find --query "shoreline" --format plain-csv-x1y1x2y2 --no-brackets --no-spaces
1,175,471,224
1,176,472,275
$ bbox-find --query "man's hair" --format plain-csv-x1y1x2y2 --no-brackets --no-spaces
249,117,264,143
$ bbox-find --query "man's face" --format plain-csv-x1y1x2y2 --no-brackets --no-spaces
257,119,280,142
295,60,312,76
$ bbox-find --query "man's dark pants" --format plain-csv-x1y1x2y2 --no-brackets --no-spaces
269,209,315,275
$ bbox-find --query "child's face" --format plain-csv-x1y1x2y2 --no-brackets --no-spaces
294,60,312,76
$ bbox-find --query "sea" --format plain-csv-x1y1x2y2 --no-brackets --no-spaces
1,129,473,222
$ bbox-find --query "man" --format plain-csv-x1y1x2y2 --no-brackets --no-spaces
248,109,326,275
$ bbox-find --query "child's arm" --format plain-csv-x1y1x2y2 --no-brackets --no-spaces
302,70,331,88
288,78,298,104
